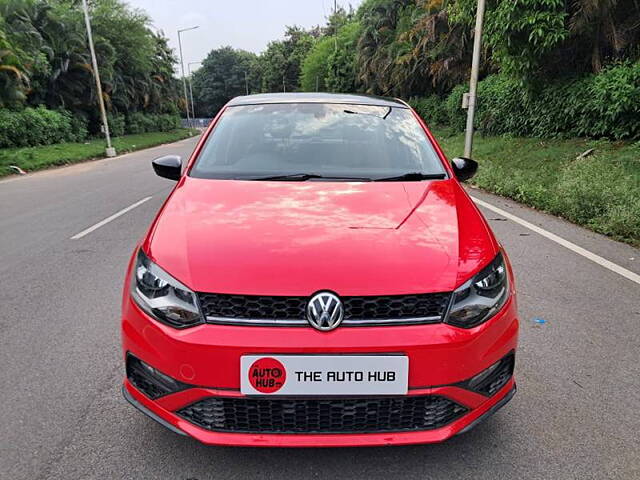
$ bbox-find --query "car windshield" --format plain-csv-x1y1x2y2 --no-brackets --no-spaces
189,103,447,181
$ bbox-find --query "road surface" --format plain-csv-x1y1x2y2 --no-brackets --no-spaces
1,136,638,479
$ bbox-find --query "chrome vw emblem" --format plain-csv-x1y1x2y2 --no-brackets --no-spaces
306,292,344,331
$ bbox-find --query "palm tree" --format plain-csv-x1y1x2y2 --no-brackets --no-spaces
356,0,410,94
399,1,479,95
569,0,640,72
0,30,28,106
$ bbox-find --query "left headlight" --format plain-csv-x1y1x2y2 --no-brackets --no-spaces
131,249,203,328
445,252,510,329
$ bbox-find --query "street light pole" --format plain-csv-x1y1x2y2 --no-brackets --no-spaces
188,61,201,120
334,0,338,53
81,0,115,157
463,0,486,158
178,26,198,127
244,71,249,95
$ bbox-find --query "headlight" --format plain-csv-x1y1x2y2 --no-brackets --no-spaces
131,249,203,328
445,252,509,328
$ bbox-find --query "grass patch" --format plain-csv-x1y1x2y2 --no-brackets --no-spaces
0,128,199,177
432,128,640,246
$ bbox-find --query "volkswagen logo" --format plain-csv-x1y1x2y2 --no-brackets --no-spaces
306,292,344,331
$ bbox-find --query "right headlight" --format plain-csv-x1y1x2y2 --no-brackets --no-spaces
131,249,203,328
445,252,509,329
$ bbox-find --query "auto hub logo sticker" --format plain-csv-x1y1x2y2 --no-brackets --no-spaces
248,357,286,393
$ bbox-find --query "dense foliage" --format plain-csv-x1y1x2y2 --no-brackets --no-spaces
260,26,317,93
0,107,83,147
0,0,182,144
0,107,180,148
2,0,640,142
190,47,259,117
411,62,640,140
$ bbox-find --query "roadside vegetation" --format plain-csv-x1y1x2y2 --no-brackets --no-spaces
0,0,183,149
434,129,640,246
0,129,198,177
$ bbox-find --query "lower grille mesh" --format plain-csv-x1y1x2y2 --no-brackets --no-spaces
178,395,467,434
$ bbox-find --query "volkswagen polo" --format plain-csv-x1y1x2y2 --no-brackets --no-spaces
122,93,518,447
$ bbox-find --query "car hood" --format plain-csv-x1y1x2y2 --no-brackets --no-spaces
145,177,498,296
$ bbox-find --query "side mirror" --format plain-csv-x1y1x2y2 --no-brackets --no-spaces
152,155,182,181
451,157,478,182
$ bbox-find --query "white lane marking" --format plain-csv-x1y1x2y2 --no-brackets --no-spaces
471,195,640,286
70,196,153,240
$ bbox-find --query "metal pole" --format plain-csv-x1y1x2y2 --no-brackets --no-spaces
81,0,115,157
334,0,338,52
188,62,201,120
245,71,249,95
188,75,195,119
316,74,319,92
283,74,286,93
463,0,486,158
178,26,198,127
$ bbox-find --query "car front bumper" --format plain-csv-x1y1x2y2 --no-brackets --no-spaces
121,294,518,446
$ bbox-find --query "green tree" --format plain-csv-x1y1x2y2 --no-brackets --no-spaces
300,36,334,91
326,20,361,93
0,16,28,106
484,0,567,81
0,0,180,120
355,0,415,95
191,46,258,116
398,1,479,95
568,0,640,73
260,25,316,92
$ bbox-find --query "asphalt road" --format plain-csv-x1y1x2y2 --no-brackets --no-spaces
1,136,639,480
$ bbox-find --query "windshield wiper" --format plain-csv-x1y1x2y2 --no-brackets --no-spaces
246,173,373,182
373,172,447,182
343,107,392,120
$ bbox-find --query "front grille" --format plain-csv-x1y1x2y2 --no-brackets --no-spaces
198,292,452,327
177,395,467,434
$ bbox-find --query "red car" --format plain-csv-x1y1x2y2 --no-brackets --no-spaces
122,93,518,447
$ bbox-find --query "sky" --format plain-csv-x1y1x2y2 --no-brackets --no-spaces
126,0,363,74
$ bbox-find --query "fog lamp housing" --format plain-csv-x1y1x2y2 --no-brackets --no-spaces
126,354,191,399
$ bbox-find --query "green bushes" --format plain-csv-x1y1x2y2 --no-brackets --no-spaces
413,62,640,140
108,112,180,137
107,113,126,137
68,114,89,143
408,96,449,126
125,113,180,135
0,107,88,148
0,108,181,148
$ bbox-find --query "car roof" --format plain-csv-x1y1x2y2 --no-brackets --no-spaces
226,92,408,108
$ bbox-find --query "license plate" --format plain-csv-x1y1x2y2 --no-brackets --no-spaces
240,355,408,395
